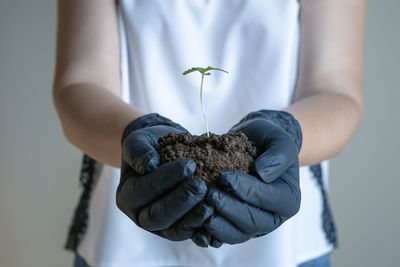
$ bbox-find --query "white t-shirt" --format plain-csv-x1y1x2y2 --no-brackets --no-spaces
77,1,335,266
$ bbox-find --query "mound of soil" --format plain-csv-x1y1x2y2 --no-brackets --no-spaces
157,132,257,184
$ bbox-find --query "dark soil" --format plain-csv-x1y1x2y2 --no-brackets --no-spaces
157,132,257,184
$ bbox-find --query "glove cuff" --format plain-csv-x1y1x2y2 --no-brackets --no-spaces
121,113,188,145
238,110,303,152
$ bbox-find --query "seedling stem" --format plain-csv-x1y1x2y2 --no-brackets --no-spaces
199,74,209,137
183,66,228,137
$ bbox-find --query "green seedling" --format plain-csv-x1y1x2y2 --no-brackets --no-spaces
183,66,229,137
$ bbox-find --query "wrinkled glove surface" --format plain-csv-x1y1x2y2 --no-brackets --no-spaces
203,110,303,247
116,113,214,243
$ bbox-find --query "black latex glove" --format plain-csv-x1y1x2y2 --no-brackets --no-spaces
203,110,303,247
116,113,214,243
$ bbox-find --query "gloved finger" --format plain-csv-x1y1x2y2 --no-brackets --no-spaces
122,125,186,174
138,178,208,231
218,170,300,217
210,237,223,248
191,228,211,248
254,129,298,183
229,119,275,149
117,158,196,213
158,203,214,241
204,214,252,244
191,230,224,248
206,187,284,234
230,119,297,183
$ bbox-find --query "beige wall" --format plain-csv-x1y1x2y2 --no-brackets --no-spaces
0,0,399,266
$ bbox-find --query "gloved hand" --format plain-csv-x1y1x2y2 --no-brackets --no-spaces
203,110,303,247
116,113,214,243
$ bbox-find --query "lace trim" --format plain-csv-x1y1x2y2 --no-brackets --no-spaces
310,164,338,248
64,154,96,251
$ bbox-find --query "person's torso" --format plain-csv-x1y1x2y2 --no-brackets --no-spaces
77,1,334,266
119,0,300,135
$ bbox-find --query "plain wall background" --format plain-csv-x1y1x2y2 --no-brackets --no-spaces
0,0,399,266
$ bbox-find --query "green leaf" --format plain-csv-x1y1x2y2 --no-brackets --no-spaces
208,67,229,74
202,66,213,73
182,66,229,76
182,67,203,75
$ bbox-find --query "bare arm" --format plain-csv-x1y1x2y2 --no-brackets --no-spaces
285,0,366,166
52,0,144,167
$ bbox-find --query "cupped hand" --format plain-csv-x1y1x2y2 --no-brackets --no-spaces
202,110,302,247
116,113,214,242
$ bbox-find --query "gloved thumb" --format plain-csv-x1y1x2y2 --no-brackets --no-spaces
254,129,298,183
122,129,160,175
